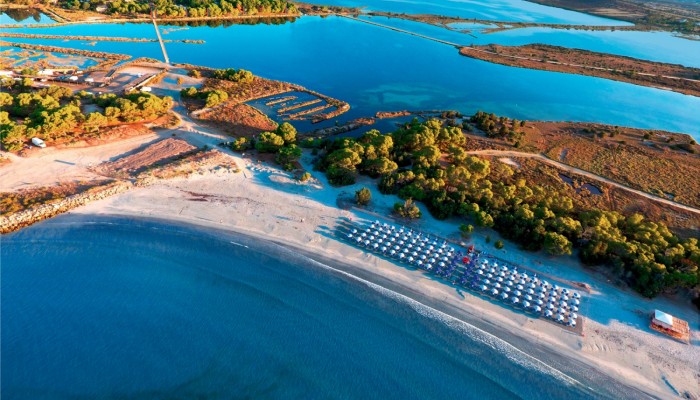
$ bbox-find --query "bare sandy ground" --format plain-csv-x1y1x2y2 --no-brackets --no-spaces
63,148,700,399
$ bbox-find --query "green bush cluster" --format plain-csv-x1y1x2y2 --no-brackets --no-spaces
0,85,172,151
314,117,699,299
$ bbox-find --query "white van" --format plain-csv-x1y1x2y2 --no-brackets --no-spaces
31,137,46,148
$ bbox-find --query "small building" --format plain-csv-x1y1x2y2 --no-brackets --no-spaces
0,70,14,77
140,86,152,92
95,4,108,12
651,310,690,344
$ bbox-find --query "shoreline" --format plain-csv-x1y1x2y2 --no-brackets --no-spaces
45,212,644,399
62,158,698,399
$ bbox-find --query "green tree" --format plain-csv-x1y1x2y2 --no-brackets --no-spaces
275,144,301,169
544,232,573,255
276,122,297,144
355,187,371,206
394,198,421,219
255,131,284,152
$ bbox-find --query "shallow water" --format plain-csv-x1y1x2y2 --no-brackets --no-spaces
1,216,608,399
6,16,700,137
299,0,628,24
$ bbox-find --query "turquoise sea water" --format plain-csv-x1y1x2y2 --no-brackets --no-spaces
6,16,700,136
2,216,645,399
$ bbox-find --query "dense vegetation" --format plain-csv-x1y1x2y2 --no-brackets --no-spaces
57,0,298,17
311,117,699,300
0,83,172,151
226,122,300,170
180,86,229,107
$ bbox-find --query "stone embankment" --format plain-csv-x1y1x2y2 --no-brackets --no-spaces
0,181,132,234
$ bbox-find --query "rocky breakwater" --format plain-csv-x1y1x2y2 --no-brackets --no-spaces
0,181,132,234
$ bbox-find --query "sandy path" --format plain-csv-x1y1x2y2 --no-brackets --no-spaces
467,149,700,215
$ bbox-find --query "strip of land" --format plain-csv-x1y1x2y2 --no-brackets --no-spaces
0,32,204,44
459,44,700,97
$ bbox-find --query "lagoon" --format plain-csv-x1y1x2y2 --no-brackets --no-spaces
7,16,700,136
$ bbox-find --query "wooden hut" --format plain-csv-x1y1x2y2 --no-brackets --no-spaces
650,310,690,344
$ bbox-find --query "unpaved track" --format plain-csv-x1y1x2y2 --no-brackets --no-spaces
468,149,700,215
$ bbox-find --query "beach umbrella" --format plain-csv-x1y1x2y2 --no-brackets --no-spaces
421,255,427,260
569,320,577,327
478,270,484,276
530,283,537,289
497,277,504,283
523,301,530,308
538,293,546,299
517,285,524,291
504,286,511,293
487,273,493,279
377,238,383,244
562,295,569,301
559,301,568,309
573,299,580,306
408,256,414,263
495,283,501,289
556,314,565,323
547,303,555,310
352,229,358,234
535,306,542,313
429,258,436,263
573,292,580,299
381,246,387,253
417,260,423,266
484,279,491,285
572,306,579,312
507,281,514,287
390,250,396,256
399,253,405,259
426,264,432,270
569,312,578,320
536,299,544,306
373,243,379,249
557,307,566,315
562,288,569,295
480,285,488,292
501,293,509,300
347,233,353,239
491,289,499,296
515,290,522,297
364,240,371,247
412,251,418,257
525,294,532,301
527,289,535,295
355,236,362,243
545,310,553,318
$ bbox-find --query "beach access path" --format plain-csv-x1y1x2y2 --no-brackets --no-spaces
466,150,700,215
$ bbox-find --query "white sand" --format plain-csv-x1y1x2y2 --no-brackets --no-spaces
61,148,699,399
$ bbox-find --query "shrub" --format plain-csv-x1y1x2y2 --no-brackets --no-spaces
394,198,421,219
495,240,504,249
355,187,371,206
255,131,284,153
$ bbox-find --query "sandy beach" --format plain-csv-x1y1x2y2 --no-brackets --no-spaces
56,146,699,399
1,69,697,398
